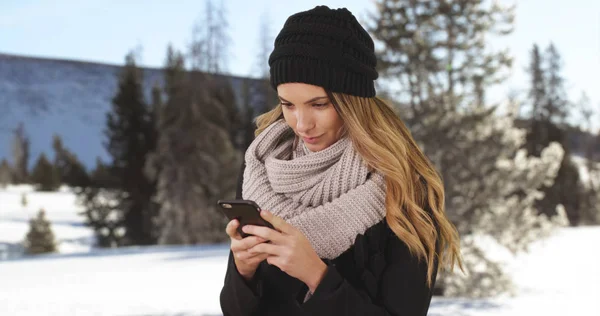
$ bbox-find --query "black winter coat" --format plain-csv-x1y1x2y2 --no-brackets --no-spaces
219,161,438,315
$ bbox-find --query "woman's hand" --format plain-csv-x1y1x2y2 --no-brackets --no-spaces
243,210,328,293
226,219,269,281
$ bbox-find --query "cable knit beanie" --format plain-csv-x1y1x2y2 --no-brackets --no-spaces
268,5,378,98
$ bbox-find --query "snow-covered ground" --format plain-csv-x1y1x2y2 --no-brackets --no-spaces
1,185,599,315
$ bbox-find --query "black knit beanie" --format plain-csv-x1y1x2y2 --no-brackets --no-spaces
268,5,378,98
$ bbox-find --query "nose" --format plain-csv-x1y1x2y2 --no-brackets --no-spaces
295,109,315,135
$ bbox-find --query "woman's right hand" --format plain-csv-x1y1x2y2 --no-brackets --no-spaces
226,219,269,281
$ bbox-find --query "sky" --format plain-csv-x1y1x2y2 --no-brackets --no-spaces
1,0,599,130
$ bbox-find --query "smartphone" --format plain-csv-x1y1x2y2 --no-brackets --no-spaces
217,199,275,238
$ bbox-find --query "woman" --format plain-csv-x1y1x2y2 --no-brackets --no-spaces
220,5,462,316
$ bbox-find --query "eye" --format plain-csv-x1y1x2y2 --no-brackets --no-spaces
280,102,293,108
313,102,329,107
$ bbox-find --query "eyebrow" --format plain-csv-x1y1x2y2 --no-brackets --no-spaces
278,96,328,105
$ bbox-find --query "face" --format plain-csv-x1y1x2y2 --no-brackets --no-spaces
278,83,345,152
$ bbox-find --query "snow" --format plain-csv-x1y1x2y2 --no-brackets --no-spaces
0,185,93,253
1,185,599,315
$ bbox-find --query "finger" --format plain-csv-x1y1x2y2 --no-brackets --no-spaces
242,225,283,243
248,252,270,265
226,219,242,240
248,241,282,256
239,235,267,250
236,248,269,261
231,235,266,253
261,210,294,235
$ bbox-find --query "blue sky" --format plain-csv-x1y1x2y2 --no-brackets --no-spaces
1,0,599,130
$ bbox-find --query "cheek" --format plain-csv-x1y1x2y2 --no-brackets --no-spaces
323,109,343,133
282,109,297,131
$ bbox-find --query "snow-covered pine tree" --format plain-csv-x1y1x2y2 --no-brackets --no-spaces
0,159,12,188
367,0,568,297
30,153,60,191
439,106,568,297
24,208,57,254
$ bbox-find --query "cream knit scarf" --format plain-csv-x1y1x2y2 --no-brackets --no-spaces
242,119,386,260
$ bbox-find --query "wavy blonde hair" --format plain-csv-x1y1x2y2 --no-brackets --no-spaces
254,91,463,287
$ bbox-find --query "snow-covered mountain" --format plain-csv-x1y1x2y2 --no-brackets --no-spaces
0,53,269,170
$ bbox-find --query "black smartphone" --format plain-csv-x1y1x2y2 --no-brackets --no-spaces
217,199,275,238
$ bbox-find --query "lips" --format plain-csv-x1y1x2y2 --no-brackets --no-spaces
302,135,320,144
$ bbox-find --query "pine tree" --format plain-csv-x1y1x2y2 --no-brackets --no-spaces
0,159,12,188
544,43,569,123
89,157,118,189
30,153,60,191
576,93,600,224
24,209,57,254
147,46,240,245
102,52,157,246
21,193,27,209
52,134,90,188
524,43,584,224
11,122,30,183
525,44,548,157
77,186,124,247
367,0,566,297
239,78,256,151
254,9,272,79
189,0,231,73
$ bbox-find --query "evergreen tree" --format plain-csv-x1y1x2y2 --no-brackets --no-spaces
52,134,90,188
150,82,163,131
254,9,272,79
576,93,600,224
525,44,548,157
11,122,30,183
21,192,28,209
524,43,584,224
544,43,569,123
103,52,157,245
89,157,118,189
24,209,57,254
239,78,256,151
367,0,566,297
204,74,243,149
31,153,60,191
78,187,125,247
0,159,12,188
147,46,240,245
189,0,231,73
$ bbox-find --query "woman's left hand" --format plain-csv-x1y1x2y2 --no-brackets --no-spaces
243,210,328,293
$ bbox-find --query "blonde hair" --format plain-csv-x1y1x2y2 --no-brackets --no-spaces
255,92,463,287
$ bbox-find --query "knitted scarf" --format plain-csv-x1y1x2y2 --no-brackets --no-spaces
242,119,386,260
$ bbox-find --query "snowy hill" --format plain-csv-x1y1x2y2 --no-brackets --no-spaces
1,185,599,315
0,53,270,170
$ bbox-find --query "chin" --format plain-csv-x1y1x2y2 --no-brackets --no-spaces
306,143,329,152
